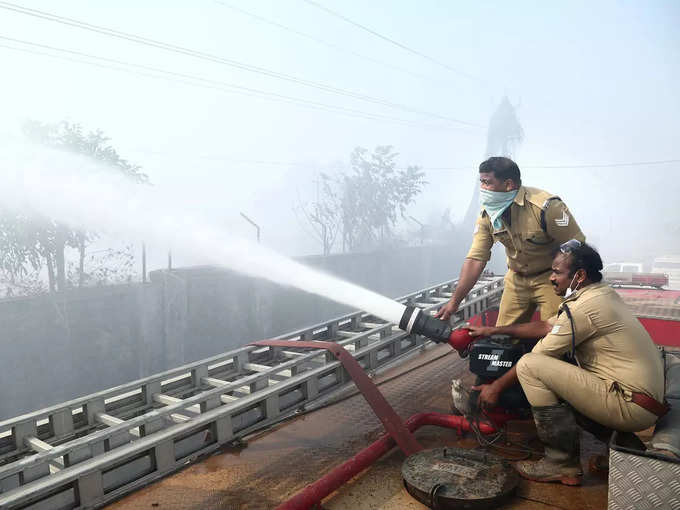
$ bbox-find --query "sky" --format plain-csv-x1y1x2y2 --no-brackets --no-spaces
1,0,679,268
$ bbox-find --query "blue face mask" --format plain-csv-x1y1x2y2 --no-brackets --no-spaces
479,189,518,230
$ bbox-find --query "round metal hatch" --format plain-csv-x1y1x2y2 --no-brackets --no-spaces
402,447,519,509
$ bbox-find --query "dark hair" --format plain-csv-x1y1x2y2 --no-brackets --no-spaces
479,157,521,185
562,242,603,283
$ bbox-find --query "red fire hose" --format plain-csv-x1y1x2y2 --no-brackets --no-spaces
276,411,509,510
250,339,513,510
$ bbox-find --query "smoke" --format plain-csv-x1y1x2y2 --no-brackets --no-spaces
0,137,406,324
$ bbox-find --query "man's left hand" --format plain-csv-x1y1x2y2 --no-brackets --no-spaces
471,382,501,409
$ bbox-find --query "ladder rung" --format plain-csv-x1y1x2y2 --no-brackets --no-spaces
202,376,229,387
336,330,360,338
24,436,53,453
24,436,65,471
243,363,271,373
169,413,192,423
95,412,124,427
153,394,201,414
280,350,307,359
95,413,141,438
359,322,388,329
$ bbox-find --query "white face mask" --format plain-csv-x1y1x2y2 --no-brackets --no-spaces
564,273,581,298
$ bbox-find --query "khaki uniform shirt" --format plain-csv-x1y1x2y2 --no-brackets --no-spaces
533,282,665,401
466,186,585,274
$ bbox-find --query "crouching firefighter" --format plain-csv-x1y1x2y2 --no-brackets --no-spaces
470,240,668,486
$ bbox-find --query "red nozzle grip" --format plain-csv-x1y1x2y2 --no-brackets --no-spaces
448,328,474,353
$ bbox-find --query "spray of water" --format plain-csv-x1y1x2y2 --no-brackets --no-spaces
0,139,407,325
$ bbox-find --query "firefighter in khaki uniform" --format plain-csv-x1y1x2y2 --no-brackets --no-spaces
436,156,585,326
469,241,667,486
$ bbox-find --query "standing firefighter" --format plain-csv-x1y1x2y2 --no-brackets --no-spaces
437,157,585,326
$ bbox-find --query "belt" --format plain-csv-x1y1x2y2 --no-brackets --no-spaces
513,267,551,278
631,392,671,418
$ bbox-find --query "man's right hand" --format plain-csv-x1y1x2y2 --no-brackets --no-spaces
468,325,497,337
434,300,459,321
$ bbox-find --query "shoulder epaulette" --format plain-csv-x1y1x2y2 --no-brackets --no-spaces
540,196,562,232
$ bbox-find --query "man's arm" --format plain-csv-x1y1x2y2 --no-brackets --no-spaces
473,365,519,409
532,306,597,358
476,306,597,408
470,320,554,408
435,258,485,320
436,214,493,320
468,320,553,340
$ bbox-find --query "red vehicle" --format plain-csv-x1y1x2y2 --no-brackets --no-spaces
605,271,669,289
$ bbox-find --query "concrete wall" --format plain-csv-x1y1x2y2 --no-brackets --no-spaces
171,242,473,362
0,243,503,419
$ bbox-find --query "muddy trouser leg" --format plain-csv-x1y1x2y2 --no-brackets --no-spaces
573,412,613,444
516,353,658,432
574,412,646,450
513,402,583,485
496,271,537,327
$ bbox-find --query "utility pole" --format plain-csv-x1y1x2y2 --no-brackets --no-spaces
461,96,524,233
240,212,261,243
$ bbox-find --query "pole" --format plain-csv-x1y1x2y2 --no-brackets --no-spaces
240,212,261,243
142,243,147,283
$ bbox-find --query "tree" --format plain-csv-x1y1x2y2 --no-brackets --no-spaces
296,172,342,255
296,146,425,254
340,146,426,252
0,121,148,294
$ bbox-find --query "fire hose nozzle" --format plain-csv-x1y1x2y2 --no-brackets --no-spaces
398,306,474,356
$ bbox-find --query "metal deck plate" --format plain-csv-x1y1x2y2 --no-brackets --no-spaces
402,447,519,509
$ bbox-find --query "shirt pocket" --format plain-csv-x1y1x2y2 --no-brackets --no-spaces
492,230,515,252
525,230,552,246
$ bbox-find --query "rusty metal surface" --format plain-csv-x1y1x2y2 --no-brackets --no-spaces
106,345,609,510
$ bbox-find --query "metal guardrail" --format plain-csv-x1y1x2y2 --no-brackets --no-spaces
0,275,503,510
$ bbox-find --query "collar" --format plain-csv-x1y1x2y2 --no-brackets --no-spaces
561,281,606,306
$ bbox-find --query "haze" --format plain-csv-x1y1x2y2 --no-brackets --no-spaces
0,1,679,417
1,0,677,263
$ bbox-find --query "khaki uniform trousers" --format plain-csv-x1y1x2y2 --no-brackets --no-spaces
496,270,563,327
516,353,657,432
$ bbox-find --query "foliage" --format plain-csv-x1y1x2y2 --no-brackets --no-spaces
23,121,148,183
0,121,148,295
298,146,426,254
296,172,342,255
66,246,137,287
340,146,426,252
0,268,47,298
